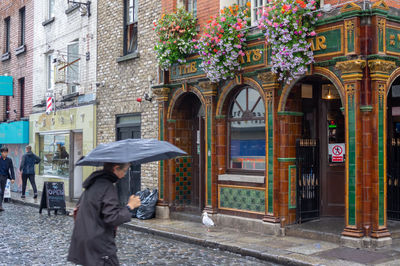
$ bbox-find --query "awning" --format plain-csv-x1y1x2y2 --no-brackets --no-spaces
0,121,29,144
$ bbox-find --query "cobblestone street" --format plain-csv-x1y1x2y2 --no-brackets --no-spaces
0,203,274,265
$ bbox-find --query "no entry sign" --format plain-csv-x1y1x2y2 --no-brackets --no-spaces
328,143,345,162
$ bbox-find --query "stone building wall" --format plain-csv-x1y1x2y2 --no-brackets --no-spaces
97,0,161,189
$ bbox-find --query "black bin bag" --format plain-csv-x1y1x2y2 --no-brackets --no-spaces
136,189,158,220
130,188,151,218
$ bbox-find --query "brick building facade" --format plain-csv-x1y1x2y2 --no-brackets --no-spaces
96,0,161,202
0,0,34,192
153,0,400,247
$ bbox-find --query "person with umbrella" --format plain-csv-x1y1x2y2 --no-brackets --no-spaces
67,162,141,266
68,139,186,265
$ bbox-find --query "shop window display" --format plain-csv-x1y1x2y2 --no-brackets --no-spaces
228,87,265,170
39,134,70,178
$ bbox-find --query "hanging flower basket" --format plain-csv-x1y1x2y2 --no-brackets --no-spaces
196,3,251,83
258,0,321,84
154,8,197,70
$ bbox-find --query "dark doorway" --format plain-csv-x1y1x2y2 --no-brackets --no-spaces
296,77,345,222
387,83,400,220
116,114,141,206
172,93,205,213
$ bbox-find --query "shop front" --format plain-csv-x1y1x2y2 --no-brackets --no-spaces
29,105,96,200
0,120,29,192
153,1,400,246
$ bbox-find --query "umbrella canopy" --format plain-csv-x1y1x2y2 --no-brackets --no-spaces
75,139,187,167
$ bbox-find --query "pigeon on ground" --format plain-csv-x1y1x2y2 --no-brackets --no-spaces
202,212,215,232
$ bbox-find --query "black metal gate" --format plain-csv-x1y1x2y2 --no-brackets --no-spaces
296,139,320,223
388,138,400,220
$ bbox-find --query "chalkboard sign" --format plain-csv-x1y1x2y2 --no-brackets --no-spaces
39,182,66,216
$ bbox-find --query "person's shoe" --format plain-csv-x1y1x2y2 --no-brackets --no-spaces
33,194,38,199
21,195,25,199
0,206,4,212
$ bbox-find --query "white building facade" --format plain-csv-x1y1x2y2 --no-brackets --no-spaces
30,0,97,200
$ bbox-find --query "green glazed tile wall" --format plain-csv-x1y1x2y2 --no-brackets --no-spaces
378,96,384,226
267,102,274,213
348,94,356,226
219,186,265,213
175,156,192,204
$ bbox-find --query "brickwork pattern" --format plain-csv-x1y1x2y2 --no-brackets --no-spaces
0,0,34,121
97,0,161,189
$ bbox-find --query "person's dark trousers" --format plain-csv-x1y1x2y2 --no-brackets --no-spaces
0,175,7,206
21,174,37,197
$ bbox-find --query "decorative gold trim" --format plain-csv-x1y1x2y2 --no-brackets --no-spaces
345,19,355,55
218,184,265,191
258,72,278,84
198,81,218,96
372,0,389,11
335,59,366,74
152,87,170,102
368,60,397,74
378,17,386,54
340,2,362,12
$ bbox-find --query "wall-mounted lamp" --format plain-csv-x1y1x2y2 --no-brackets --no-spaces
67,0,91,17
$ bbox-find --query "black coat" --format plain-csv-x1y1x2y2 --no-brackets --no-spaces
68,170,132,266
19,151,41,175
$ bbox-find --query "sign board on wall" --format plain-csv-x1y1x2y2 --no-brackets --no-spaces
0,76,13,96
328,143,345,163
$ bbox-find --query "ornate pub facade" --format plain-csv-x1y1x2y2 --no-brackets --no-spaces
153,0,400,246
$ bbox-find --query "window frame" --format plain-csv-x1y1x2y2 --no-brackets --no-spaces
66,40,80,94
19,7,25,46
250,0,265,26
123,0,138,55
48,0,55,19
185,0,197,17
227,86,266,175
19,78,25,118
47,53,54,91
4,17,10,53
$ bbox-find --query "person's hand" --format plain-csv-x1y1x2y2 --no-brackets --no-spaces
127,195,141,210
11,179,14,184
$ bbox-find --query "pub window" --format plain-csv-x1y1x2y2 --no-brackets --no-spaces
48,0,55,19
124,0,138,55
4,17,10,53
19,78,25,118
228,87,266,171
67,40,80,93
251,0,266,25
19,7,25,46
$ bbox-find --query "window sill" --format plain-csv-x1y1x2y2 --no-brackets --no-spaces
218,174,264,184
42,17,55,26
65,5,80,14
116,51,139,63
1,52,10,62
15,45,26,56
61,92,79,102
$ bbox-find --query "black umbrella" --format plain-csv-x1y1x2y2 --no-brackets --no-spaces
75,139,187,166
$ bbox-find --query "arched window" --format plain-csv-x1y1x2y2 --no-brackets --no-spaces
228,87,265,171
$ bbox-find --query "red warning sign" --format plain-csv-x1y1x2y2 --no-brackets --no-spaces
331,144,344,162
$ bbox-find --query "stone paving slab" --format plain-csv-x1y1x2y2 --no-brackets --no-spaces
10,192,400,265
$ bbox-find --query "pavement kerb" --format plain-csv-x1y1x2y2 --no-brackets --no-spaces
9,198,315,266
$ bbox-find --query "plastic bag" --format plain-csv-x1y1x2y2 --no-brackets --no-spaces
130,188,151,218
136,189,158,220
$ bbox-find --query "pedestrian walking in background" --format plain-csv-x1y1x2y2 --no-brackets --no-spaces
19,145,41,199
68,162,141,266
0,147,15,212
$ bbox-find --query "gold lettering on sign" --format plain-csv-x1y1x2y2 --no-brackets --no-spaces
239,49,263,64
308,36,327,51
178,62,197,75
390,34,396,46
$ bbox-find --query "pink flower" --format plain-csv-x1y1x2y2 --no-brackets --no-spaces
221,17,226,22
317,12,322,17
310,31,316,36
238,50,245,56
236,26,241,30
273,22,278,28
